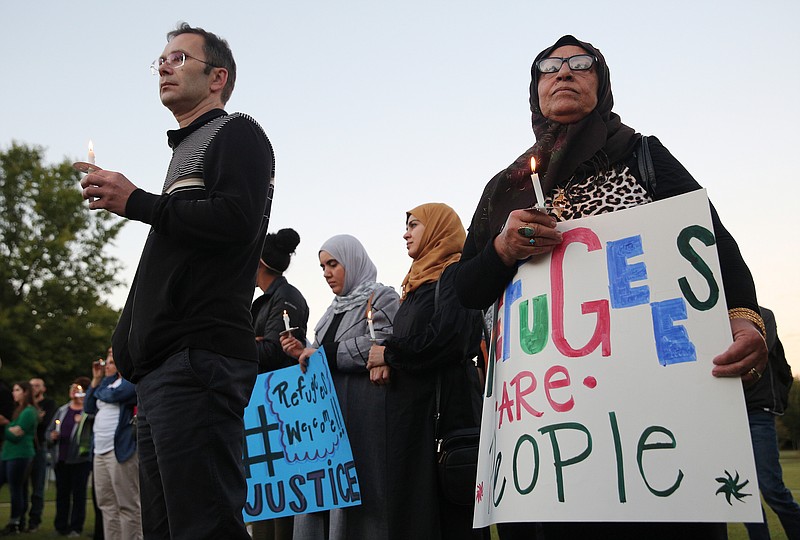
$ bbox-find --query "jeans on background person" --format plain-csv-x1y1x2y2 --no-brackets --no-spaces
136,348,257,540
746,410,800,540
0,457,33,528
23,445,48,530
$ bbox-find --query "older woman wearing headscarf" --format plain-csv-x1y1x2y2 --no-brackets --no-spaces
281,234,400,540
454,34,767,540
367,203,487,540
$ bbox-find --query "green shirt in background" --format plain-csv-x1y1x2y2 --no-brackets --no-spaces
2,405,38,460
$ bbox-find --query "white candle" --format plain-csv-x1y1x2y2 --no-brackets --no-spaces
367,310,376,340
530,157,545,209
55,419,62,434
282,310,291,331
88,140,96,165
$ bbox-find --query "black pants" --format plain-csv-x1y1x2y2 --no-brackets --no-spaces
497,522,727,539
137,348,258,540
53,461,92,534
25,446,48,528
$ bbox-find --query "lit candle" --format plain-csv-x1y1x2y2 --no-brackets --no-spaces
530,157,545,209
55,419,61,435
367,310,376,340
88,140,96,165
282,310,291,332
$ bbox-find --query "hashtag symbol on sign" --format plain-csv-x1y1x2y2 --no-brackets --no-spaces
242,404,284,478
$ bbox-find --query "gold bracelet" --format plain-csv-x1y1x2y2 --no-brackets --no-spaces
728,308,766,338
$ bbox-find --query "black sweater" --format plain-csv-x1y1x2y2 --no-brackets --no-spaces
113,109,274,382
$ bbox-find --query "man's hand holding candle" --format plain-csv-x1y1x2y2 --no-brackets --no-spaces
80,169,138,217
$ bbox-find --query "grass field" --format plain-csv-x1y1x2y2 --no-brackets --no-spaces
4,453,800,539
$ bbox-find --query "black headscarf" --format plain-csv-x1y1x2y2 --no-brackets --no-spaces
471,35,640,244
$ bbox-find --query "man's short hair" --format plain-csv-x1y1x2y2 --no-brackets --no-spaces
167,22,236,104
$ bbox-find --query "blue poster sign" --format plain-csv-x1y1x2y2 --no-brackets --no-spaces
242,350,361,521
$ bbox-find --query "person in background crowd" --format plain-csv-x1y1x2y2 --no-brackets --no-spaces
281,234,400,539
48,376,93,537
23,376,56,532
81,22,274,539
251,229,308,540
0,360,13,453
253,228,309,373
745,307,800,540
454,34,767,540
84,349,141,540
0,381,37,535
0,362,12,532
250,229,308,540
367,203,486,540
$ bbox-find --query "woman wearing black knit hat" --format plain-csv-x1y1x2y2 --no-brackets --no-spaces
250,228,309,540
252,228,310,374
454,35,766,540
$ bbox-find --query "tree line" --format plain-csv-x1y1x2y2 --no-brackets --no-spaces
1,142,123,403
778,378,800,449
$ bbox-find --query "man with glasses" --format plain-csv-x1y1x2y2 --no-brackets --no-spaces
81,23,274,539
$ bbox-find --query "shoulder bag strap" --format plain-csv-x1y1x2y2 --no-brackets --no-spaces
434,279,443,445
637,135,657,197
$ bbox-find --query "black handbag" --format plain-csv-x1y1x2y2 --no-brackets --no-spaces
436,420,480,506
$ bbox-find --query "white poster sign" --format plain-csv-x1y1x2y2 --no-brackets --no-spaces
474,190,760,525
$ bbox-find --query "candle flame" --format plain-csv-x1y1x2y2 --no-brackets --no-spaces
88,140,94,152
55,419,60,424
530,156,537,173
367,309,373,321
283,310,288,316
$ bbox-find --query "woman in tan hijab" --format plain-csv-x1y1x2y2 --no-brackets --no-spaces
368,203,487,540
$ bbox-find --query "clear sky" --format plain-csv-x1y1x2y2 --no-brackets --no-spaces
2,1,799,371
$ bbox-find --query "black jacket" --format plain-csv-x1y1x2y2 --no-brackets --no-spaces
745,307,793,413
251,276,309,373
385,265,484,432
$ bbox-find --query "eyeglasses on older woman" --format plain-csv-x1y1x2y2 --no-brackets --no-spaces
536,53,596,73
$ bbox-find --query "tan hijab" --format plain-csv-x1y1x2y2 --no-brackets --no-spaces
401,203,466,298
